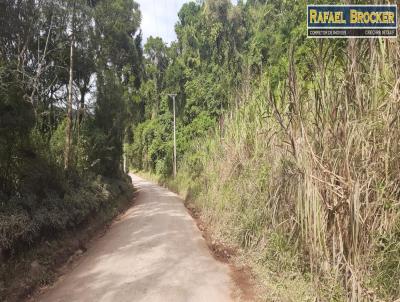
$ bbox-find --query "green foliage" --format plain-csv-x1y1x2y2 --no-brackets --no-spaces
128,113,173,174
49,119,68,167
0,174,132,253
0,68,35,194
127,0,248,176
0,0,141,274
126,1,400,300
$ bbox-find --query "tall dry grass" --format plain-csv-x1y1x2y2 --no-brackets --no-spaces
175,38,400,301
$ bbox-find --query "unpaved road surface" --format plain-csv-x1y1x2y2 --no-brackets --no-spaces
35,174,234,302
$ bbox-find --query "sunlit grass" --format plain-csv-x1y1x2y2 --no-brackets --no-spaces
157,39,400,301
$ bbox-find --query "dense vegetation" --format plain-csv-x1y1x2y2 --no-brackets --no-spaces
0,0,140,298
2,0,399,300
127,0,400,301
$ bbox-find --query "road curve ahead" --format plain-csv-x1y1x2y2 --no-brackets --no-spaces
35,174,234,302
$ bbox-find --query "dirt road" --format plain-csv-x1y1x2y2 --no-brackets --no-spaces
35,174,234,302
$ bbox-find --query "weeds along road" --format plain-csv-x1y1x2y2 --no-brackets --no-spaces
34,174,234,302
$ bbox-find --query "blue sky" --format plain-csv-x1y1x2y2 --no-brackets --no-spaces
136,0,238,45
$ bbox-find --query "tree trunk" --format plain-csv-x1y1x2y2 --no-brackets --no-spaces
77,87,86,146
64,2,76,171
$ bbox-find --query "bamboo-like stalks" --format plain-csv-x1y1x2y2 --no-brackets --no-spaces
185,34,400,300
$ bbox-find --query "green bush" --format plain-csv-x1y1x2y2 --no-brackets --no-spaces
0,175,132,255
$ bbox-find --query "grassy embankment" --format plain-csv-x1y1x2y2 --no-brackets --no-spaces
0,174,134,302
139,41,400,301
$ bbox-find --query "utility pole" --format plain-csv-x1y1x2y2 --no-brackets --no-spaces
168,94,177,178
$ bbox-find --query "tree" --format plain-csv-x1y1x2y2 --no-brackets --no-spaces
64,0,76,171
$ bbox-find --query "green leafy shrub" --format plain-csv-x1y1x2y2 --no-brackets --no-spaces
0,175,132,255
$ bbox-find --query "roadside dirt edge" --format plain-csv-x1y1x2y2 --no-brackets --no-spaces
184,202,258,302
24,188,136,302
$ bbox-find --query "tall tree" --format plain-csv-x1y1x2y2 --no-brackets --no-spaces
64,0,76,171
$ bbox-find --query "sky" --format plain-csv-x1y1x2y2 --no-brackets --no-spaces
136,0,191,45
136,0,238,45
